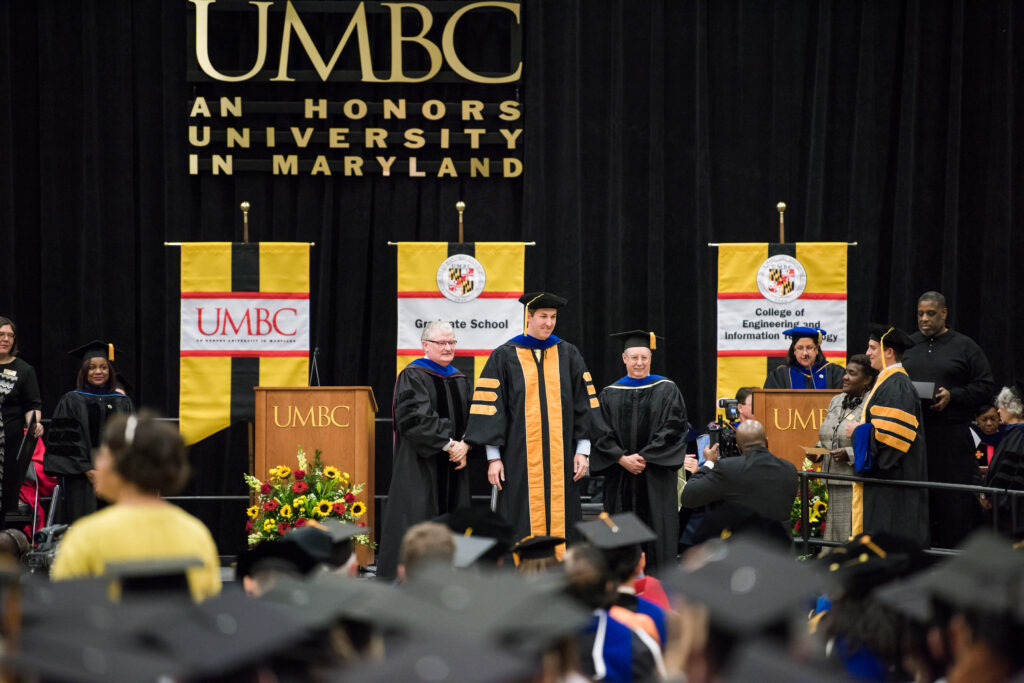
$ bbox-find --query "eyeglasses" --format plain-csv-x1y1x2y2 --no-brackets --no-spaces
424,339,457,348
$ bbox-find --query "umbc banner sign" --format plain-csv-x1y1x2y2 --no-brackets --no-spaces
186,1,524,176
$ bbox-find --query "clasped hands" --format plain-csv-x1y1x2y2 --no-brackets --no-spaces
448,440,470,470
619,453,646,475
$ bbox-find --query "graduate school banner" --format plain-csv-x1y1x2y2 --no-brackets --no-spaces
179,242,310,445
716,242,848,404
396,242,525,381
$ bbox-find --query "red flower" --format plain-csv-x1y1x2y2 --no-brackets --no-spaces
332,502,346,515
277,522,292,535
263,499,280,512
820,521,827,534
294,517,307,527
357,521,366,528
260,483,272,495
294,470,306,480
794,519,802,532
245,520,253,533
291,481,309,494
344,492,355,502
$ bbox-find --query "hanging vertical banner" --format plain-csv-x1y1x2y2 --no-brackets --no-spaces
396,242,525,382
716,242,848,403
179,242,310,445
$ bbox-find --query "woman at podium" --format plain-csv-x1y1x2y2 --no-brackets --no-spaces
764,326,844,390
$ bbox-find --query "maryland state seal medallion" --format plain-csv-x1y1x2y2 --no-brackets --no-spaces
756,255,806,303
437,254,486,303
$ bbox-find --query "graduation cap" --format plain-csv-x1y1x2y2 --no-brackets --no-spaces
453,534,498,569
311,519,365,568
871,571,938,624
68,339,121,363
663,536,821,637
512,535,564,561
519,292,567,311
916,530,1024,620
782,326,827,345
868,323,916,353
235,530,330,580
576,512,656,550
724,640,848,683
691,503,793,551
610,330,663,351
102,557,203,601
436,506,516,560
334,634,538,683
819,532,930,600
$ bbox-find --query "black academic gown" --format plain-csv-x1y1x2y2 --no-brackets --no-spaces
463,335,601,544
377,360,472,579
983,424,1024,537
592,376,688,572
44,389,134,524
903,329,994,547
764,360,844,389
851,366,930,547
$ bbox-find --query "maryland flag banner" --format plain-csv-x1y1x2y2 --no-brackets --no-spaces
716,242,848,403
179,242,310,445
396,242,525,381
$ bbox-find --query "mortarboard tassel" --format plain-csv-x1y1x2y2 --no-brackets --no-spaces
649,331,656,350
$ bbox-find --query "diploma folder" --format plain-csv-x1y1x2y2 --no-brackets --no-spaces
912,381,936,400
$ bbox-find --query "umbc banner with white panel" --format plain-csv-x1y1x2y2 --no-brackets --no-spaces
395,242,525,382
716,242,848,404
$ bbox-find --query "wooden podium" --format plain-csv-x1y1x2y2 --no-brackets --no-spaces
254,387,378,566
751,389,841,468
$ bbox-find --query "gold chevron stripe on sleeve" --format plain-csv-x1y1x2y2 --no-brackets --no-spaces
476,377,500,389
472,390,498,402
876,431,912,453
871,418,917,442
470,404,497,416
589,397,600,408
586,384,596,396
582,372,592,382
869,405,919,428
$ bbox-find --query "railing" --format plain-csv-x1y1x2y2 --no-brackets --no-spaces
795,470,1024,556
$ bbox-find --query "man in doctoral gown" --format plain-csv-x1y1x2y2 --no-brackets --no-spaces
902,291,994,548
591,330,688,572
463,292,601,550
849,324,930,547
377,320,471,580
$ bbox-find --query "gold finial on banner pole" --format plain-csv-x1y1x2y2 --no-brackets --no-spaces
240,201,251,243
776,202,786,243
456,200,466,243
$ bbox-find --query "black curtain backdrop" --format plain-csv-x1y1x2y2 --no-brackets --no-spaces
2,1,1021,556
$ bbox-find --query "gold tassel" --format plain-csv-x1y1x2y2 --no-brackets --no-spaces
649,331,656,350
522,293,545,334
108,343,115,362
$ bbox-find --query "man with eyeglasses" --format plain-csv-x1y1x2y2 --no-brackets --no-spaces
377,320,472,580
464,292,602,555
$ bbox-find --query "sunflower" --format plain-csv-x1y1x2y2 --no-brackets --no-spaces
279,504,293,519
350,501,367,518
263,518,277,532
315,500,333,518
813,500,827,516
276,466,292,479
246,505,260,520
323,466,340,480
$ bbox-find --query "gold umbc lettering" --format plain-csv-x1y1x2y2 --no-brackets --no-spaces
191,0,522,84
772,408,827,431
272,404,352,428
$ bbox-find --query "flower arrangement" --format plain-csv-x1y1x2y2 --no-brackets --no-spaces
244,447,373,548
791,457,828,539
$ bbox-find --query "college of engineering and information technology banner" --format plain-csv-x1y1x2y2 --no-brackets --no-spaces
716,242,848,402
179,242,310,445
396,242,525,381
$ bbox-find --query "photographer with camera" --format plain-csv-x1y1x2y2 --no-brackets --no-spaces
680,420,797,524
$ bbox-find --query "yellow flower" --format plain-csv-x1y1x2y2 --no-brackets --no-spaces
268,466,281,479
350,501,366,518
276,466,292,479
323,466,339,480
292,496,307,510
246,505,260,520
813,500,827,516
315,500,333,518
343,472,350,480
263,518,277,532
279,504,293,519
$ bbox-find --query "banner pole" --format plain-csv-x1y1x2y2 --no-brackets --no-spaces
456,200,466,243
241,201,251,243
776,201,786,243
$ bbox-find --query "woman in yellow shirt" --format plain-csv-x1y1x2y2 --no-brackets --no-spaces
51,411,221,601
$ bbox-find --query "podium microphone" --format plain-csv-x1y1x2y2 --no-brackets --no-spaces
309,347,322,386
